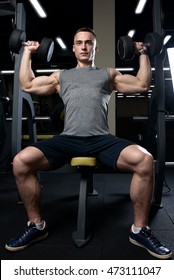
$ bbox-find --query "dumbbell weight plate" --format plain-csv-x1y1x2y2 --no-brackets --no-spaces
117,36,135,60
37,37,54,63
9,29,26,53
144,32,163,56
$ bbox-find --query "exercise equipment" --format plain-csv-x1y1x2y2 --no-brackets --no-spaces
150,0,166,207
10,3,36,159
70,157,98,247
117,32,163,60
0,99,6,155
9,28,54,63
70,157,116,247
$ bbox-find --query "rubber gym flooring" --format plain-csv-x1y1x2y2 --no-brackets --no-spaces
0,165,174,260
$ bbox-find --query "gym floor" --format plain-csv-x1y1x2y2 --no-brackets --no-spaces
0,165,174,260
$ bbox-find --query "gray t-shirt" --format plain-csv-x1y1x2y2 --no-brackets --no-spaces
59,67,112,136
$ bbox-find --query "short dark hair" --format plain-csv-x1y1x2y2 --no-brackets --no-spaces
74,27,96,38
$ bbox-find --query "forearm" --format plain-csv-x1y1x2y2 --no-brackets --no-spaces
136,53,152,91
19,49,35,92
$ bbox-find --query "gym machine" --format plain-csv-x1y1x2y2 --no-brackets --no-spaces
151,0,166,207
11,3,36,158
10,3,54,158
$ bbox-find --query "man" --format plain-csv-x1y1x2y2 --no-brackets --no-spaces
5,27,172,259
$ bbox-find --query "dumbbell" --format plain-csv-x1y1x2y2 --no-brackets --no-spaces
117,32,163,61
9,29,54,63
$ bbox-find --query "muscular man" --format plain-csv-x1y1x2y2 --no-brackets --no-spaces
5,27,172,259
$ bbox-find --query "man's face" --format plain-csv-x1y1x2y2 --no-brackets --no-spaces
73,31,98,63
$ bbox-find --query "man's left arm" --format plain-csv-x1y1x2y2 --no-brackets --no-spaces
114,43,152,94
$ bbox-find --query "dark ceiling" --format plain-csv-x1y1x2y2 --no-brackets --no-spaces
0,0,174,70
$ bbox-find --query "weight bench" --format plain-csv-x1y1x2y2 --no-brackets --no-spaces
70,157,98,247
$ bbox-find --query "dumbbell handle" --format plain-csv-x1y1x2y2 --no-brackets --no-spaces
143,42,150,48
138,43,150,54
22,42,30,46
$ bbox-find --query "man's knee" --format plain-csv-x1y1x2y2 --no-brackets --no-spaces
138,152,154,176
13,151,30,176
117,145,154,172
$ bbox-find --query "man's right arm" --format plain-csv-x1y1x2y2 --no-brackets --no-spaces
19,41,59,96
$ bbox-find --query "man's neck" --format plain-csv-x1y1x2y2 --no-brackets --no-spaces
76,62,95,68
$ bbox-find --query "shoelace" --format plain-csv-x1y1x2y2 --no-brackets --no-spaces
16,223,36,240
141,227,163,247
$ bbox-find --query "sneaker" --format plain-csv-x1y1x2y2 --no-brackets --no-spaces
5,221,48,252
129,226,172,259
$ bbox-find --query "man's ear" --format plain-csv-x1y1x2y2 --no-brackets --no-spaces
95,44,99,52
72,45,75,53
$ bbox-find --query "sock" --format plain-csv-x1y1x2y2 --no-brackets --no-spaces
131,224,142,234
35,220,46,230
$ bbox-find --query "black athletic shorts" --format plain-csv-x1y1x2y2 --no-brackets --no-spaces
31,134,134,171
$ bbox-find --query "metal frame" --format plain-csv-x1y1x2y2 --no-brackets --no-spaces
11,3,36,158
152,0,166,207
